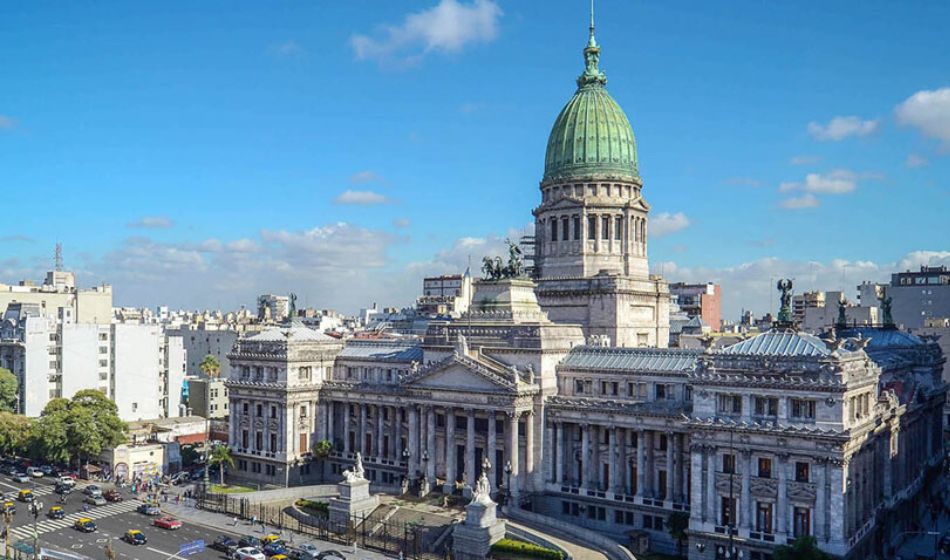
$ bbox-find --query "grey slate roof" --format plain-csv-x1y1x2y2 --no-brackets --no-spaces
245,324,336,342
339,341,423,363
560,346,701,373
720,329,834,357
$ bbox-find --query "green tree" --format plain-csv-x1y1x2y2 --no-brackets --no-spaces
773,536,832,560
0,412,33,456
0,368,19,412
35,390,127,469
208,444,235,486
199,355,221,379
667,511,689,558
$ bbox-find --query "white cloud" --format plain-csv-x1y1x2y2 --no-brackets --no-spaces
906,153,928,168
656,250,950,321
392,218,411,228
0,235,33,243
778,169,862,195
0,115,15,130
650,212,690,237
789,155,820,166
896,87,950,147
127,216,175,229
779,193,819,210
333,190,391,205
350,170,385,184
807,116,880,141
351,0,502,65
270,40,303,57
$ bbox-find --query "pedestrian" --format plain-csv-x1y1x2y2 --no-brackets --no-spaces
232,516,239,527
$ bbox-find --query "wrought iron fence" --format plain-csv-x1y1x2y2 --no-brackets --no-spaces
197,490,449,559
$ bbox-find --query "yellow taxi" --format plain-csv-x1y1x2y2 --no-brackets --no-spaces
261,534,281,545
123,529,147,546
47,505,65,519
270,555,289,560
1,500,15,514
17,489,33,502
73,518,97,533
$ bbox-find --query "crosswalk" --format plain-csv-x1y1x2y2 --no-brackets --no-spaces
7,500,141,541
1,480,93,502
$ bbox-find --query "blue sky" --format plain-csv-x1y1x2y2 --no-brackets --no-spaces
1,1,948,317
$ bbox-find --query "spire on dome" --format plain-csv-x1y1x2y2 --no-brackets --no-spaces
577,0,607,88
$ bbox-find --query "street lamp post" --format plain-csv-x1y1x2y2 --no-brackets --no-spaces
401,448,411,495
504,460,512,508
420,450,430,497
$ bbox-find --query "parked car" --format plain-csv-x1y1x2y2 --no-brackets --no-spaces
262,542,289,557
84,495,107,507
291,544,321,560
210,535,238,554
38,466,52,476
153,516,183,530
25,467,43,478
11,472,29,484
84,485,102,497
103,490,123,502
232,547,266,560
137,504,161,516
0,465,16,476
239,536,264,549
169,472,190,485
73,518,97,533
57,476,76,487
123,530,147,546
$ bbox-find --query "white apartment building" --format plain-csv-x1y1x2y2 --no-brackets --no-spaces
0,304,186,420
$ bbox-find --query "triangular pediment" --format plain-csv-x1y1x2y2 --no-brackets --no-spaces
542,197,584,211
403,355,516,393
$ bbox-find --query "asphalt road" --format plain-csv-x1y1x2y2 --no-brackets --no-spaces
0,476,298,560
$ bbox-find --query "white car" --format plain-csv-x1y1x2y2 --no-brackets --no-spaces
26,467,43,478
57,476,76,487
231,547,265,560
11,472,29,484
84,485,102,498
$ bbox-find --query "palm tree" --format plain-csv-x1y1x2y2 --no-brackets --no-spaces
208,444,235,486
198,355,221,379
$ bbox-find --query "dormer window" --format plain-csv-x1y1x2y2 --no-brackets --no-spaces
574,379,585,395
718,394,742,415
754,397,778,417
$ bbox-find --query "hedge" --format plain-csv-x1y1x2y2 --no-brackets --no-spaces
490,538,564,560
294,498,329,516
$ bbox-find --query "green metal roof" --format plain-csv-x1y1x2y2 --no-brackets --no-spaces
543,22,639,183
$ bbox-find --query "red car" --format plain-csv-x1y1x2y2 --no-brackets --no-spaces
103,490,123,502
153,516,183,530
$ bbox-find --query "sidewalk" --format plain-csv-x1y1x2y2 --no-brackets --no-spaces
161,499,392,559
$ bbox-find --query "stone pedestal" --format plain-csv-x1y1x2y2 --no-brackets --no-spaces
453,469,506,560
418,477,431,498
452,497,506,560
328,478,379,530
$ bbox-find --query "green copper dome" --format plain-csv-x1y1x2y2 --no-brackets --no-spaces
543,20,639,183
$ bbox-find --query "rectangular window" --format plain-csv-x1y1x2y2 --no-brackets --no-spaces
718,394,742,415
756,502,773,534
256,404,262,417
255,432,263,450
720,496,737,527
573,216,581,240
795,462,810,483
615,216,623,240
241,430,248,448
243,403,249,414
757,457,772,479
754,397,778,417
271,405,277,419
793,507,811,538
561,216,569,241
601,216,610,239
551,219,558,242
655,384,666,400
270,433,277,451
790,399,816,420
588,215,597,240
574,379,585,394
658,434,668,452
722,454,736,474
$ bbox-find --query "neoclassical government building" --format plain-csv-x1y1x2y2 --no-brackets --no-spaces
225,20,946,560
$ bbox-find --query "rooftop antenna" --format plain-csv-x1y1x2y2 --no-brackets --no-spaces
54,243,63,272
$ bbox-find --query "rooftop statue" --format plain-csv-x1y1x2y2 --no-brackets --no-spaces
836,296,848,329
776,279,794,326
481,239,527,281
879,289,895,328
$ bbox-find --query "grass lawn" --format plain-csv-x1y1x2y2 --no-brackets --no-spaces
208,484,255,494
